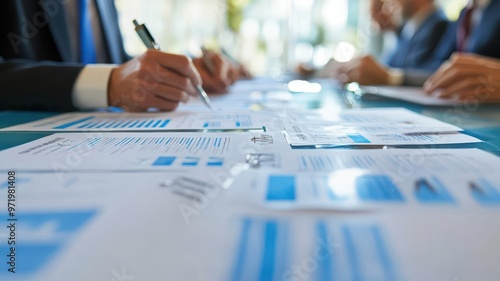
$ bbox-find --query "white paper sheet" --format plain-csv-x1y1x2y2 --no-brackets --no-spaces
0,111,268,132
0,132,289,172
278,107,463,134
229,170,500,211
226,148,500,210
263,148,500,174
284,131,481,147
7,181,500,281
361,86,461,106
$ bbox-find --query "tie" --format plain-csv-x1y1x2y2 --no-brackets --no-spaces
80,0,97,64
457,0,477,52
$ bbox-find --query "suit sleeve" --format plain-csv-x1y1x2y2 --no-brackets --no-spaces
418,20,449,70
0,59,84,112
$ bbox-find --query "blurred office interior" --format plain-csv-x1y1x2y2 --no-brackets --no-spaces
116,0,467,77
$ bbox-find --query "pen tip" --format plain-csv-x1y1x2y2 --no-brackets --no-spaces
133,19,139,27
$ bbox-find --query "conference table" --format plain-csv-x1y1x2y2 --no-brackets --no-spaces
1,80,500,280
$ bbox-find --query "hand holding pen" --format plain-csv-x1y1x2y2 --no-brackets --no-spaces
106,20,202,112
133,20,213,110
192,50,233,94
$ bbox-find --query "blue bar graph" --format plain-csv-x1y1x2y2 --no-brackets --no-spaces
53,117,95,129
54,116,172,130
207,157,224,167
0,211,96,276
471,179,500,205
182,157,200,167
159,119,171,128
229,218,398,281
347,134,371,144
266,175,296,201
152,156,177,166
415,178,455,204
355,175,405,202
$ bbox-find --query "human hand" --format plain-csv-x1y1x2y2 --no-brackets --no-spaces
107,50,202,111
424,53,500,103
232,63,253,80
333,55,390,85
193,51,232,94
296,63,316,78
370,0,399,32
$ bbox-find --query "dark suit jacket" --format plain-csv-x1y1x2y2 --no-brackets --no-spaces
403,0,500,86
0,0,129,111
387,9,449,69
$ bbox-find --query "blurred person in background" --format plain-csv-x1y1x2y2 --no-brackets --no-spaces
299,0,448,83
334,0,500,87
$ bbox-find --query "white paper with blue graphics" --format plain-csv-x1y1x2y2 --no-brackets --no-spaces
0,132,287,172
360,86,461,106
5,178,500,281
284,131,481,146
278,108,464,134
277,108,481,146
225,148,500,210
0,111,267,132
229,169,500,211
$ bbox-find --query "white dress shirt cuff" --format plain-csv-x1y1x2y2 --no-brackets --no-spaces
387,68,404,86
72,64,117,110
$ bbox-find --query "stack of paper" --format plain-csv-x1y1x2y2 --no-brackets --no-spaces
279,108,481,146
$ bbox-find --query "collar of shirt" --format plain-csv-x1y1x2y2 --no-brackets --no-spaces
400,4,437,40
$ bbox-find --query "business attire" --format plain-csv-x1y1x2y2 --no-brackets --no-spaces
0,0,129,111
387,9,449,69
403,0,500,85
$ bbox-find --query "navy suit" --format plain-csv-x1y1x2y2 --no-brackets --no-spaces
428,0,500,70
0,0,129,111
404,0,500,85
387,9,449,69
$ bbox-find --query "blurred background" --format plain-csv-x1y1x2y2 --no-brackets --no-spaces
115,0,467,78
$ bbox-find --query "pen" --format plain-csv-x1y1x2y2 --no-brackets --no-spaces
133,19,213,111
221,47,239,66
200,47,217,76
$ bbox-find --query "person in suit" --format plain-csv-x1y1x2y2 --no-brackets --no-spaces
299,0,447,81
331,0,447,85
335,0,500,87
374,0,449,69
424,53,500,103
0,0,237,112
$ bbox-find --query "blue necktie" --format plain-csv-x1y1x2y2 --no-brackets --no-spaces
80,0,97,64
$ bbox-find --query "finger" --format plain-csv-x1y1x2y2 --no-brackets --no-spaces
147,95,180,111
345,67,360,84
334,62,352,80
424,61,454,92
227,68,238,84
210,54,231,85
140,68,198,97
437,77,480,98
425,68,479,93
202,76,229,93
145,50,202,87
153,84,190,103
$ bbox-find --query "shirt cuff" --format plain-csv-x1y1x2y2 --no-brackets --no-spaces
387,68,404,86
72,64,117,110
